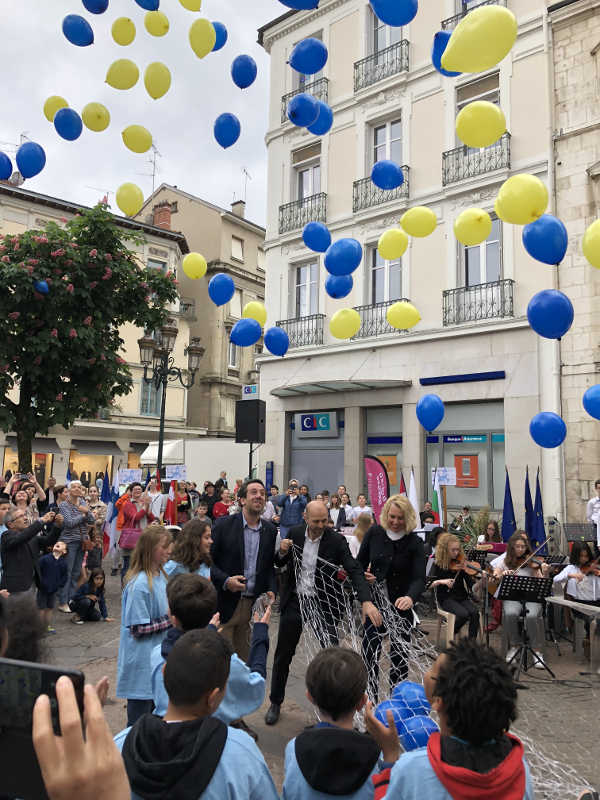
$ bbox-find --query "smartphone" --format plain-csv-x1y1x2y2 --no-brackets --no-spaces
0,657,84,800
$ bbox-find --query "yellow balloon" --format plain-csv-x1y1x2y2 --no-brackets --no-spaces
106,59,139,90
377,228,409,261
112,17,136,46
400,207,437,238
243,301,267,327
454,208,492,246
116,183,144,217
144,62,171,100
386,301,421,330
189,18,216,59
122,125,153,154
496,174,548,225
456,101,506,148
182,252,208,280
179,0,201,9
494,196,507,222
82,102,110,133
329,308,361,340
441,5,517,73
145,11,169,37
582,220,600,269
43,96,68,123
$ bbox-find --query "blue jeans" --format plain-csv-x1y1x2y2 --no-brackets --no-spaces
58,540,84,605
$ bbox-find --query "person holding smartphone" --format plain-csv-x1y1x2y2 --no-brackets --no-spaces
271,480,307,539
57,481,95,614
0,507,61,594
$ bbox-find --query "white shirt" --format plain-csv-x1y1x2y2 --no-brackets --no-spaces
490,553,538,599
147,491,165,520
298,528,322,597
553,563,600,602
586,495,600,545
351,505,372,522
329,508,340,527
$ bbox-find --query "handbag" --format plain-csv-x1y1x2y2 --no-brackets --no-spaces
119,526,142,550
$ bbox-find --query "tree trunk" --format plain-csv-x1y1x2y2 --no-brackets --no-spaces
16,427,33,473
16,380,33,473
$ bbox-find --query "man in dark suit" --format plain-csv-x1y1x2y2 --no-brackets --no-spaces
0,507,63,593
210,478,277,662
265,500,382,726
214,470,228,493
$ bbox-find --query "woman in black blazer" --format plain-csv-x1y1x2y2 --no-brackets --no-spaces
357,494,425,701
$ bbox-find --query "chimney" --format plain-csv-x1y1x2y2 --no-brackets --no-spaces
231,200,245,218
153,201,172,230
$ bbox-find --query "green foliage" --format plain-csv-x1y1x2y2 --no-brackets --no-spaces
453,507,492,550
0,203,178,468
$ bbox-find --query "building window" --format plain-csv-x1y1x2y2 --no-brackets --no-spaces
228,340,238,369
228,288,242,318
372,9,403,53
140,381,162,417
293,31,323,90
293,143,322,201
257,248,265,271
462,216,502,286
294,262,319,317
232,236,244,262
456,74,500,150
370,248,402,304
372,118,402,166
456,0,482,12
147,258,167,272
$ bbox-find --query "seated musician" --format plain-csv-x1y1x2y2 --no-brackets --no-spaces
491,531,549,668
553,541,600,640
429,533,480,639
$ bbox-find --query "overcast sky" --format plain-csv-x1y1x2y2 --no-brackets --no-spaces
0,0,284,227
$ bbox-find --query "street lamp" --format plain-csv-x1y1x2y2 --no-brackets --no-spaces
137,320,205,479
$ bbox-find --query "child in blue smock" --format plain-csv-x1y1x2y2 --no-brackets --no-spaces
164,518,212,579
115,628,279,800
283,647,382,800
116,524,172,727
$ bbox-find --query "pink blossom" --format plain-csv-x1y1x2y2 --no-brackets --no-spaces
89,281,98,289
100,354,106,361
83,316,92,325
8,312,20,320
102,268,112,281
116,357,126,365
50,329,58,338
140,282,148,289
1,255,10,263
14,243,19,251
0,246,6,253
68,329,77,338
26,266,34,275
27,258,39,265
60,217,67,223
66,284,74,294
40,236,48,244
71,243,79,249
33,356,42,366
104,253,112,261
65,259,73,267
82,397,88,403
89,249,98,258
56,393,63,401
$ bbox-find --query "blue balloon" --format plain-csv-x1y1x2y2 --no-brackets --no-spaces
264,326,289,357
307,101,333,136
371,160,404,190
325,274,353,299
208,273,235,306
134,0,159,9
212,22,228,51
34,280,49,295
16,142,46,179
374,699,410,737
431,31,461,77
416,394,445,432
231,55,257,89
530,412,567,449
214,113,241,148
522,214,568,265
392,681,431,714
303,221,331,252
278,0,319,7
289,37,328,75
370,0,418,26
231,318,262,347
82,0,108,12
400,715,439,751
287,93,320,127
62,14,94,46
0,152,12,181
583,384,600,420
54,108,83,141
324,238,363,276
527,289,574,339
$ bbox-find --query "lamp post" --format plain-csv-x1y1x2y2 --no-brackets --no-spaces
138,319,204,479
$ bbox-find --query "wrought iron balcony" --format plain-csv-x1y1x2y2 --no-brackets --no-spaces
442,133,510,186
443,279,514,326
353,168,410,213
279,192,327,235
276,313,325,348
352,299,411,339
441,0,506,30
174,296,196,320
281,77,329,124
354,40,410,92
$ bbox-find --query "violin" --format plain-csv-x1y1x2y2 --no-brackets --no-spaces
450,555,485,577
579,558,600,577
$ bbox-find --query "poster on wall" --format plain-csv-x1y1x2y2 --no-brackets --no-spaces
454,455,479,488
166,465,187,480
377,454,397,486
119,468,142,484
364,455,390,524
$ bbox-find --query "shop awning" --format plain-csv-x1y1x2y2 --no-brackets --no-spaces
140,439,184,465
271,379,411,398
5,437,63,454
71,439,124,456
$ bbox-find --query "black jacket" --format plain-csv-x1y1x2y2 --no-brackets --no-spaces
277,524,371,615
0,520,63,593
357,526,425,604
210,512,277,624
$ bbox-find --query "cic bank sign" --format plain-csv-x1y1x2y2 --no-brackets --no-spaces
296,411,339,438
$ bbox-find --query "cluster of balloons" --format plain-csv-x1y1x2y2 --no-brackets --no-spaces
285,38,332,135
0,142,47,181
375,680,439,751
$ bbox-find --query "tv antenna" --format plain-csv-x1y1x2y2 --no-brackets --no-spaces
242,166,252,203
136,145,162,194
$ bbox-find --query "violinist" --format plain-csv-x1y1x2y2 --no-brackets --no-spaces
490,531,549,668
553,542,600,641
430,534,480,639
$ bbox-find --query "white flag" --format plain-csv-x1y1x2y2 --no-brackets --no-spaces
408,467,421,528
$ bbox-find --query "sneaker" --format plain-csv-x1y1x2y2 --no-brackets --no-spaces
71,616,84,625
46,626,56,634
533,651,546,669
58,604,72,613
506,647,518,663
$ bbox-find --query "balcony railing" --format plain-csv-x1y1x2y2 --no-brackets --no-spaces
281,77,329,124
279,192,327,235
443,279,514,326
441,0,506,30
442,133,510,186
276,313,325,348
352,299,411,339
354,40,410,92
175,296,196,320
353,168,410,213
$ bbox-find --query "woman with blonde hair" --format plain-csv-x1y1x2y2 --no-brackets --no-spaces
353,512,373,543
116,523,172,726
430,533,480,639
357,494,425,700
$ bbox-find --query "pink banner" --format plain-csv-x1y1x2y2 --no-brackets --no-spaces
364,455,390,525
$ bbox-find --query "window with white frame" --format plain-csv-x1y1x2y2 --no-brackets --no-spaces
293,143,321,201
372,118,402,167
294,262,319,317
231,236,244,262
147,258,167,272
140,380,162,417
456,74,500,150
228,340,238,369
370,248,402,304
462,216,502,287
228,288,242,318
293,31,323,90
371,8,403,54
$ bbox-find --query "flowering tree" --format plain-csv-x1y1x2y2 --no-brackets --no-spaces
0,203,179,471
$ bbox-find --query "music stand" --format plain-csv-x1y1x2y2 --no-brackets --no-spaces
465,549,489,569
498,575,555,680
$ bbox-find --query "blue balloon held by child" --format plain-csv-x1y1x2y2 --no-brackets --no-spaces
303,221,331,252
62,14,94,46
16,142,46,179
522,214,568,265
231,318,262,347
400,715,439,751
325,274,353,299
374,699,411,738
529,412,567,449
527,289,574,339
264,326,290,357
208,273,235,306
431,31,461,77
324,238,363,276
231,55,257,89
307,101,333,136
212,22,228,51
371,160,404,190
54,108,83,141
392,680,431,715
287,93,320,127
0,152,12,181
416,394,445,432
289,37,328,75
214,113,241,148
